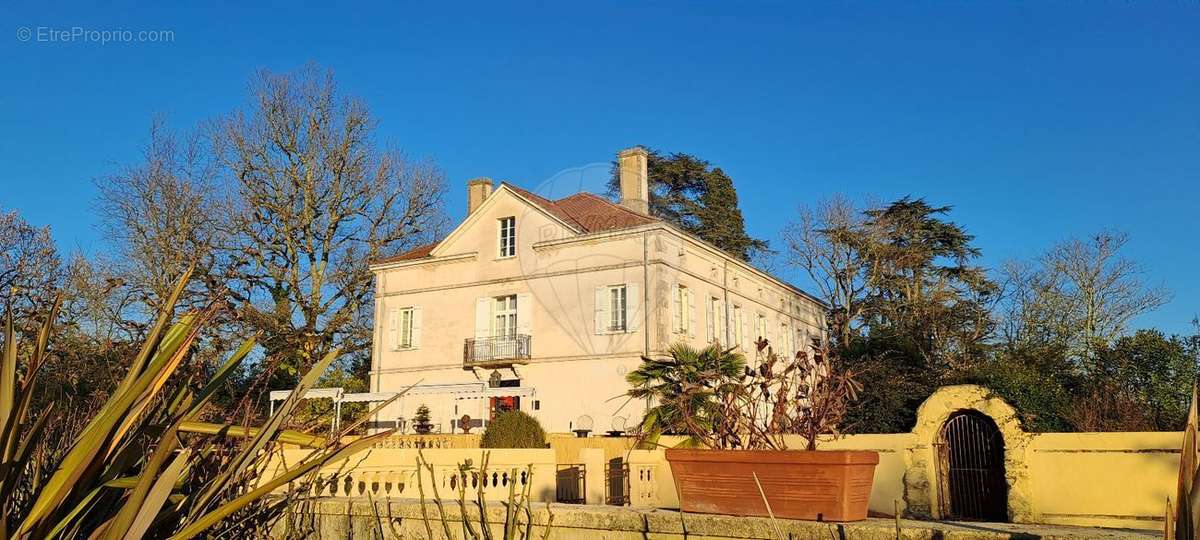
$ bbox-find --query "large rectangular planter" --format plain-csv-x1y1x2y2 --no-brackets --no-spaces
665,448,879,522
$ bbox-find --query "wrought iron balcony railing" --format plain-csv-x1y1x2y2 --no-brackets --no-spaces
463,334,531,368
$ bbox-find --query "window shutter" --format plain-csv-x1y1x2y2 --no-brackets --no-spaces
705,297,714,343
387,308,399,351
475,298,491,339
516,293,532,336
671,283,681,333
741,312,750,351
411,307,423,349
594,287,607,334
625,283,640,332
686,289,697,338
727,301,736,346
714,300,723,345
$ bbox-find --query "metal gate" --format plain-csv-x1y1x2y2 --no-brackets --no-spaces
555,464,586,504
936,410,1008,521
604,458,629,506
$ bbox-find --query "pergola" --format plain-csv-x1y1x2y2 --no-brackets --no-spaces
268,387,402,433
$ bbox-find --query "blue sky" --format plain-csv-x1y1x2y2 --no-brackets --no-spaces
2,2,1197,333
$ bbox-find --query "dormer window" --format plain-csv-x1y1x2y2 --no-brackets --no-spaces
498,217,516,258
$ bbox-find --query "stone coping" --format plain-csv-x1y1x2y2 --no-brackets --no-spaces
280,498,1157,539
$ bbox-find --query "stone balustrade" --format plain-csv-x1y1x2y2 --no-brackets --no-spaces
258,448,557,502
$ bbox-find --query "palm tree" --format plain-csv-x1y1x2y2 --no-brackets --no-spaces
625,342,746,449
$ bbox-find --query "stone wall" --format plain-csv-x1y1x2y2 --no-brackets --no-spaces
274,499,1152,539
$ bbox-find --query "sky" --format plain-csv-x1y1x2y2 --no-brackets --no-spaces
2,2,1197,334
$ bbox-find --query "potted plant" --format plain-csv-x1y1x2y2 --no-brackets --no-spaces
412,403,433,434
626,339,877,521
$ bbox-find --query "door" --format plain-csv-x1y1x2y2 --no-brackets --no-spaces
489,396,520,419
937,411,1008,521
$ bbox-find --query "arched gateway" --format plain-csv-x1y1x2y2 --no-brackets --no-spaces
936,410,1008,520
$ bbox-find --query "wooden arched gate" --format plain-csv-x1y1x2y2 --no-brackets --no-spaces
936,410,1008,521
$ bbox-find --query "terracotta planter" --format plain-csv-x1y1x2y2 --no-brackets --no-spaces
665,448,879,522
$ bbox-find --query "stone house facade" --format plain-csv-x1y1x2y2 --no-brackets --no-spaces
368,147,826,433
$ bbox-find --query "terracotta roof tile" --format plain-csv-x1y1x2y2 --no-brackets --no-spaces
502,184,585,230
372,242,437,265
552,192,657,232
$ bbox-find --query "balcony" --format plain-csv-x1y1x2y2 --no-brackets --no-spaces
463,334,532,369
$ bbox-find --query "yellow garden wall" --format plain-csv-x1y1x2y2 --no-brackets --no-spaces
1025,431,1180,529
545,386,1180,531
903,385,1179,531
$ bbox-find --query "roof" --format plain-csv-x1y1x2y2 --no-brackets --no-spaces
372,185,657,265
372,242,437,265
507,186,657,234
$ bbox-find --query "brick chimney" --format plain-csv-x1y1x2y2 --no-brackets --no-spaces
617,147,649,214
467,177,493,215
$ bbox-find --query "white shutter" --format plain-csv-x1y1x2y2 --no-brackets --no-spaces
387,308,399,351
714,300,722,345
625,283,640,332
671,283,681,333
516,293,532,336
727,301,736,347
411,307,422,349
594,286,607,334
705,297,714,343
686,289,697,338
475,298,491,339
741,312,750,351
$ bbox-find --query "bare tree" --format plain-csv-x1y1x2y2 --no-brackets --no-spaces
96,118,220,320
58,253,142,344
1004,231,1170,364
0,208,61,325
212,65,447,379
783,195,871,349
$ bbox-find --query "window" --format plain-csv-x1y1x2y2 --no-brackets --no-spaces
755,314,767,343
498,217,516,258
673,285,689,334
494,294,517,337
595,283,637,334
609,285,627,332
707,296,722,343
732,304,744,349
399,308,415,348
388,306,420,350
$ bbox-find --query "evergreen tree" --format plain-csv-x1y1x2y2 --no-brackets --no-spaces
608,148,767,262
695,167,768,261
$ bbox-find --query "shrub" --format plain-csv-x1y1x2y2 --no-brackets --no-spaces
627,339,861,450
0,270,397,539
480,410,547,448
413,404,433,434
